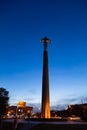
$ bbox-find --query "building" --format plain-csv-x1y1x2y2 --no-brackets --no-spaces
7,101,33,118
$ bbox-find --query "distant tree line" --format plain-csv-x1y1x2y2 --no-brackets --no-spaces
0,87,9,115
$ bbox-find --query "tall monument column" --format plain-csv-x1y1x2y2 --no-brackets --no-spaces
41,37,51,118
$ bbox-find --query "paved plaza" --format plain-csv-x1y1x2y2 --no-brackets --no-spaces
1,119,87,130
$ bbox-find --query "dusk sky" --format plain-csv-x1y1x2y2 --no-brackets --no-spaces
0,0,87,110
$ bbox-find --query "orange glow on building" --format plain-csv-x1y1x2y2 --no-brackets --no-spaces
18,101,26,108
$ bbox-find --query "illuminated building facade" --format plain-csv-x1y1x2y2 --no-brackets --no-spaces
7,101,33,118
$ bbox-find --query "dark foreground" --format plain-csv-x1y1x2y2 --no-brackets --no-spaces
1,121,24,130
31,124,87,130
1,121,87,130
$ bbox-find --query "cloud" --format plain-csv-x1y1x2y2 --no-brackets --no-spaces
57,95,82,105
60,98,79,104
23,98,34,102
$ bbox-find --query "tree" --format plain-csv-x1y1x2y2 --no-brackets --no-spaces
0,87,9,115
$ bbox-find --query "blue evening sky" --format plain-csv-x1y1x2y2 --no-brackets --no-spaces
0,0,87,109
